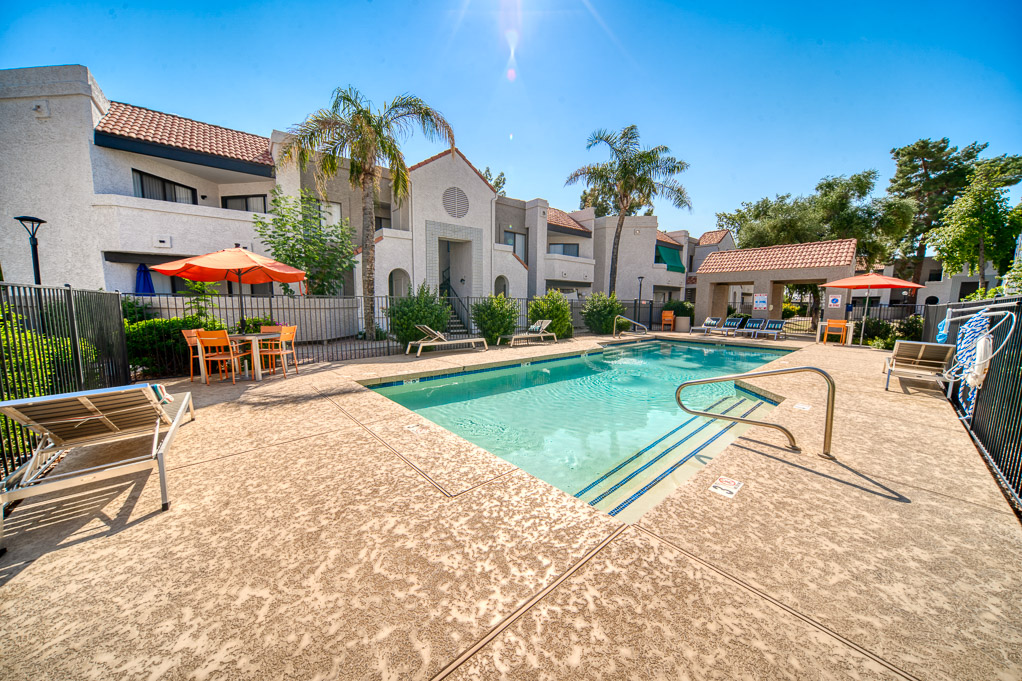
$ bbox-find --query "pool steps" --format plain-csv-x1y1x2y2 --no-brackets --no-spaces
575,394,770,518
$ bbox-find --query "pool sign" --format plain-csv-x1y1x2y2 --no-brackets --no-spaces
828,293,843,308
753,293,767,310
709,476,744,498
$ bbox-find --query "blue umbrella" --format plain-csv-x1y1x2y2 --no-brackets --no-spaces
135,263,155,294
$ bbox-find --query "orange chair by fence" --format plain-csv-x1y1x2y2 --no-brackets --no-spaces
661,310,675,331
196,330,252,385
181,328,204,382
258,325,283,372
260,326,299,377
821,320,848,345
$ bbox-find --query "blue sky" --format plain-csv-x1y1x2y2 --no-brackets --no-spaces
2,0,1020,234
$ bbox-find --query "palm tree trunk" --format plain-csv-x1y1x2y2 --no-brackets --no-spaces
608,212,627,295
361,173,376,334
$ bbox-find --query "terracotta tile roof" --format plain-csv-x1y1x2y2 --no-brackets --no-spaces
547,207,590,235
656,231,682,247
96,101,273,165
697,239,857,273
697,229,730,246
408,147,495,192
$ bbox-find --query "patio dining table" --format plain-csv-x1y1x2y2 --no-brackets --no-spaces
196,332,281,383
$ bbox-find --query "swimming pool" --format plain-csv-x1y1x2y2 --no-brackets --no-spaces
374,340,787,520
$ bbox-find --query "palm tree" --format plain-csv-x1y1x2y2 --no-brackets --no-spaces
565,125,691,295
279,87,455,331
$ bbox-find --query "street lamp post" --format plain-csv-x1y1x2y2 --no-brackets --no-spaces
637,275,645,301
14,216,46,285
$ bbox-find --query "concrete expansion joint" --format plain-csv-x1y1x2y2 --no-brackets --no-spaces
313,385,454,498
430,523,629,680
632,525,922,681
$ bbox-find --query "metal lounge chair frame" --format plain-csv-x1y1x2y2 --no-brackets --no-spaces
497,319,557,347
883,340,956,391
734,318,766,338
756,319,787,339
691,317,721,334
405,324,488,357
0,384,195,554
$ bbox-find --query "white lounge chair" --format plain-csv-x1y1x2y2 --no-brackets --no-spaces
884,340,955,391
0,384,194,554
498,319,557,347
692,317,721,334
756,319,788,340
734,318,766,338
405,324,488,357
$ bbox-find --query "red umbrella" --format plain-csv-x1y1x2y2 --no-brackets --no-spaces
824,272,923,344
152,247,305,323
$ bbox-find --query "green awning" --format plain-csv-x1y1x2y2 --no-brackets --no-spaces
656,245,686,273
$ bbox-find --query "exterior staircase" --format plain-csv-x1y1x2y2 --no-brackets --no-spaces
446,307,470,336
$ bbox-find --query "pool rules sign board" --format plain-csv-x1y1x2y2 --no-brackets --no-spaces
709,476,744,498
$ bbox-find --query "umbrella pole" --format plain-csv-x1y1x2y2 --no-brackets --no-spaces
860,286,871,345
237,269,246,330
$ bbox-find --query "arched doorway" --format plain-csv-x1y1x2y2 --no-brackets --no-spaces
494,275,509,297
388,268,410,297
925,295,939,306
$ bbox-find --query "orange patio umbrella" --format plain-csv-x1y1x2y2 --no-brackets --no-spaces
824,272,923,344
151,247,305,324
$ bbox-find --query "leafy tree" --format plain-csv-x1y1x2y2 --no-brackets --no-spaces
929,177,1022,284
886,138,1021,286
528,290,574,339
253,186,355,295
482,167,506,196
182,280,220,321
279,87,455,331
386,282,451,347
581,292,626,334
578,184,651,218
565,125,690,294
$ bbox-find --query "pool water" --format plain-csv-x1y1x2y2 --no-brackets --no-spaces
374,340,786,519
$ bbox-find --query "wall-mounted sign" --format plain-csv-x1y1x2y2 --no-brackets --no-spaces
753,293,767,310
828,294,843,308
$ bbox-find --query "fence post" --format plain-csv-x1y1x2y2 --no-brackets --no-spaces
64,284,85,390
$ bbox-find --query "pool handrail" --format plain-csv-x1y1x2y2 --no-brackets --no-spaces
674,366,836,460
613,315,648,338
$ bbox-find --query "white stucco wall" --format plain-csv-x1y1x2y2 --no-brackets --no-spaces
492,245,528,298
592,215,681,298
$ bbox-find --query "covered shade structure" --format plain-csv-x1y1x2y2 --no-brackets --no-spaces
824,272,923,344
152,247,305,323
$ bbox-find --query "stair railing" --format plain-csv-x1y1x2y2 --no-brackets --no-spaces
674,366,836,460
613,315,648,338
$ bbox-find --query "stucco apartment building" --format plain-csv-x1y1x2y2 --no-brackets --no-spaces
1,64,701,307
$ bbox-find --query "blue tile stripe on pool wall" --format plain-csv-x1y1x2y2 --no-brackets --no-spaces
371,350,609,388
586,398,752,507
608,401,765,516
573,395,733,499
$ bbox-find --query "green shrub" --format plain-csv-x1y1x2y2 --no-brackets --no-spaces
124,315,224,378
122,297,156,323
528,290,574,339
782,302,800,319
727,304,736,316
471,294,520,345
868,336,896,350
895,314,924,342
730,313,752,322
358,325,388,341
857,316,894,344
387,283,450,347
581,292,625,335
662,299,694,322
233,315,278,334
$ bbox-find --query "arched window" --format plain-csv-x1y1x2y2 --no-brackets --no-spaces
494,275,509,297
925,295,939,306
388,269,410,297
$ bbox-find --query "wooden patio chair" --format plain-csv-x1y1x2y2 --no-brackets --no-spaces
181,328,203,382
260,325,299,377
196,330,252,385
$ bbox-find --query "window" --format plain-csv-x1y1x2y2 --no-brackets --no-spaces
320,201,342,226
504,231,526,261
222,195,267,213
548,243,579,257
132,169,197,205
927,267,944,282
375,203,391,231
375,216,392,231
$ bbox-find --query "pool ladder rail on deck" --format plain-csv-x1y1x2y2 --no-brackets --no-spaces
675,366,837,460
613,315,648,338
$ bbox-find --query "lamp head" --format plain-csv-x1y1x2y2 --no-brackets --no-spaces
14,216,45,237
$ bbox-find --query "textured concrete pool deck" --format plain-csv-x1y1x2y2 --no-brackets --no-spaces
1,335,1020,680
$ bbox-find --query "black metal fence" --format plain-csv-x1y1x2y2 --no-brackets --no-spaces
1,283,129,478
848,303,923,324
923,297,1022,511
